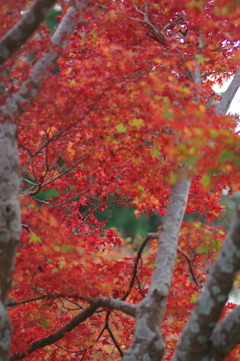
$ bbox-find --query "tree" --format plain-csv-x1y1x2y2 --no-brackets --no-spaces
0,0,240,361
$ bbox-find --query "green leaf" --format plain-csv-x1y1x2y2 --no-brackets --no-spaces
62,245,73,252
201,175,211,187
151,148,160,157
116,124,127,133
130,118,144,130
197,245,209,254
196,54,205,64
42,320,50,329
191,294,197,303
221,150,234,161
211,239,221,251
29,232,42,244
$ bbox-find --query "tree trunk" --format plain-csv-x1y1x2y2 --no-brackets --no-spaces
0,119,21,360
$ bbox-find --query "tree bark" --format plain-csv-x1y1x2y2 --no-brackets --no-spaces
122,178,191,361
0,1,89,360
0,0,57,65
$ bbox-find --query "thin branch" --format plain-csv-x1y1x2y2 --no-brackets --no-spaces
106,322,123,357
50,185,92,210
55,344,87,354
0,0,57,65
121,232,159,301
7,293,136,316
73,198,131,233
39,153,93,190
21,224,31,233
129,1,167,43
177,247,200,290
21,128,71,178
161,16,188,33
7,294,61,308
136,275,146,298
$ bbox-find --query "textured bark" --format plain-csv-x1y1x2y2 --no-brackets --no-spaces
0,120,21,361
2,0,89,121
172,68,240,361
88,297,136,317
122,178,191,361
0,0,57,65
215,68,240,115
172,202,240,361
208,305,240,361
0,1,89,360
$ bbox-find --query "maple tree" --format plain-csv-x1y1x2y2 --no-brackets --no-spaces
0,0,240,361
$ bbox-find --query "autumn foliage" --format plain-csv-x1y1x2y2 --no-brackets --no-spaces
0,0,240,360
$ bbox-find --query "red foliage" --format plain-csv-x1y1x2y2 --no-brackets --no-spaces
1,0,240,360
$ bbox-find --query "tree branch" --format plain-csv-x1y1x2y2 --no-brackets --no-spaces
0,0,57,65
1,0,89,121
177,247,200,290
50,185,92,209
215,68,240,115
129,1,167,45
172,202,240,361
7,294,136,316
122,178,191,361
10,304,98,360
9,295,135,360
207,305,240,361
87,297,136,317
121,232,159,301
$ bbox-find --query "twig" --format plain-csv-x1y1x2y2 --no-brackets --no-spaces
177,247,200,290
55,344,87,353
50,185,92,210
121,232,159,301
21,224,31,233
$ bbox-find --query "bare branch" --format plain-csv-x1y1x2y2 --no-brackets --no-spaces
55,344,87,354
7,294,62,308
7,293,136,316
121,232,159,301
215,68,240,115
172,202,240,361
106,322,123,357
99,312,123,357
177,247,200,290
0,0,57,65
1,0,90,121
8,294,135,360
88,297,136,317
161,16,188,33
129,2,166,43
